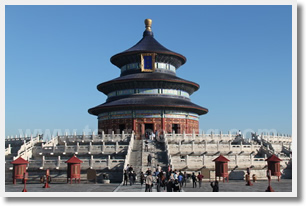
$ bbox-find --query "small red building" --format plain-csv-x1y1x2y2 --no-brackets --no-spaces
266,154,282,181
11,156,29,184
65,155,83,184
213,155,230,182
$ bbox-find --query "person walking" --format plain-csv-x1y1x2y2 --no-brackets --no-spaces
191,172,197,188
140,171,145,186
183,171,188,187
129,171,133,186
123,170,128,186
197,172,204,188
147,153,152,166
178,172,184,190
145,171,153,192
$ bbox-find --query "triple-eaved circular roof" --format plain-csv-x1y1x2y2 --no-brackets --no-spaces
110,22,186,69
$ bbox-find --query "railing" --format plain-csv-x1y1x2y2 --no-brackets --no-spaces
5,144,11,155
57,132,130,144
28,157,126,170
14,135,40,160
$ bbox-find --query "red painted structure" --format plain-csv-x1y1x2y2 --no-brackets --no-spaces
99,118,199,139
213,155,230,182
11,157,29,184
65,155,83,184
266,154,282,181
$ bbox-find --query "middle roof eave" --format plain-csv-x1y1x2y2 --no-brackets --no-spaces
97,72,200,94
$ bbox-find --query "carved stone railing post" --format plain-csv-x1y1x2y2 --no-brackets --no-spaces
90,155,94,169
102,142,105,154
115,141,119,154
57,156,61,169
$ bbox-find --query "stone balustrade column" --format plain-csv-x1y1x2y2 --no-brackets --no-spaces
8,144,11,154
250,153,253,165
115,141,119,154
186,155,188,168
57,156,61,169
53,142,56,153
202,154,205,166
217,140,219,151
76,142,79,153
42,155,45,168
111,131,115,139
82,132,85,142
90,155,94,169
229,141,232,151
192,129,195,140
121,130,125,141
64,141,67,154
204,140,207,151
211,131,214,140
240,141,243,152
89,142,92,154
107,155,111,169
235,154,238,166
179,141,181,153
102,142,105,154
192,141,194,152
102,130,105,141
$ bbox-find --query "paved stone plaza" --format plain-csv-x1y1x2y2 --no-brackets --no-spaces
5,179,292,193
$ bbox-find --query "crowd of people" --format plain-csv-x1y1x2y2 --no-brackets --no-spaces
123,164,219,192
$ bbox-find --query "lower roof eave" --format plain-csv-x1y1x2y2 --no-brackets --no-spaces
88,105,208,116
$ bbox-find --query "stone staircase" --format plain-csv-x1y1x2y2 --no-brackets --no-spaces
142,141,168,173
128,140,143,178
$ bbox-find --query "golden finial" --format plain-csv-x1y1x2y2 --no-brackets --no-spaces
145,19,152,31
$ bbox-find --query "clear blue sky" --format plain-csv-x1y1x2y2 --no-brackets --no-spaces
5,5,292,139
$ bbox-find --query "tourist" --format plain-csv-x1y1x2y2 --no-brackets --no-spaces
128,165,134,173
197,172,204,188
252,174,257,182
147,153,152,166
173,171,178,180
191,172,197,188
125,164,130,171
145,171,153,192
157,164,161,172
166,179,173,192
183,171,188,187
159,171,166,190
178,172,184,189
129,171,133,186
144,140,149,152
210,180,219,192
140,171,145,186
152,132,155,141
123,170,128,186
173,179,180,192
132,171,136,184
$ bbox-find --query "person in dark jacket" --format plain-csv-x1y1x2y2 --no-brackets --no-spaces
140,171,145,186
210,180,219,192
123,170,128,186
191,172,197,188
166,179,173,192
147,154,152,166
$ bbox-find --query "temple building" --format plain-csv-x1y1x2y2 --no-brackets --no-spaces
88,19,208,139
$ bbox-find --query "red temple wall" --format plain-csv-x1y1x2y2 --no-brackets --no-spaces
98,118,199,139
